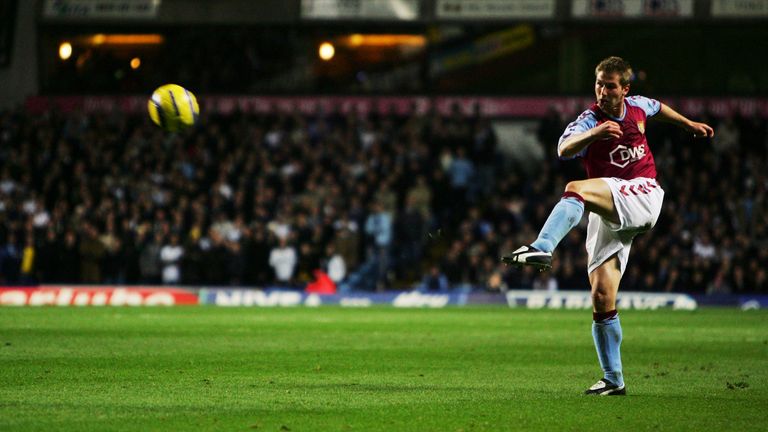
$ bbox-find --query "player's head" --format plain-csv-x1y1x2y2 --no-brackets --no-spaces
594,56,632,114
595,56,633,87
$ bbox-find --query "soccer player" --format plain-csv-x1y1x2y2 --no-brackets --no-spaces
502,56,714,395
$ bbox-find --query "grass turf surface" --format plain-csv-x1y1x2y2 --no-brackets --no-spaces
1,307,766,431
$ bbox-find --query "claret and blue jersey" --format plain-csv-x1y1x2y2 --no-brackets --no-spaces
558,95,661,180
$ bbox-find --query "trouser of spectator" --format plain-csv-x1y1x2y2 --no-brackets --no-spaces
395,242,423,282
477,164,496,197
368,245,390,291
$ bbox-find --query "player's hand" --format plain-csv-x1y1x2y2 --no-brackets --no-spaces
689,122,714,138
591,121,623,140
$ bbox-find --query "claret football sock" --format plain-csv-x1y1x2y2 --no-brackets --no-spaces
592,312,624,387
531,192,585,253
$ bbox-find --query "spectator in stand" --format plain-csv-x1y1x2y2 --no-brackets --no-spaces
447,147,476,209
429,168,452,227
476,256,505,292
707,258,733,295
121,230,142,284
0,232,21,284
202,228,230,285
79,222,105,284
295,241,319,284
472,117,499,197
394,195,428,283
406,175,433,223
35,228,59,283
139,231,163,284
441,240,468,287
364,200,393,291
333,215,360,271
532,271,558,292
101,236,124,284
19,232,36,285
245,224,273,285
181,236,204,285
692,231,717,262
374,181,398,217
712,115,739,155
537,106,566,159
0,105,764,294
269,236,297,285
225,239,245,286
160,233,184,285
419,265,450,293
323,244,347,284
57,230,81,283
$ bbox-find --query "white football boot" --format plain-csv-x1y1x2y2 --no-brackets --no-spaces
501,245,552,270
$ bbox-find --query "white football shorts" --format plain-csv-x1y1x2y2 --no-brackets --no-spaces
585,177,665,276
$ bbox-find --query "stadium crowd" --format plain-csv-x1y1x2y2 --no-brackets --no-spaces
0,104,765,294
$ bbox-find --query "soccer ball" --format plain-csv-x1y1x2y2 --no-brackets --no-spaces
147,84,200,132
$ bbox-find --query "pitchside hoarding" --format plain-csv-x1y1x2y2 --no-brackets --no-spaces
200,289,701,310
0,286,199,306
3,286,766,310
199,289,463,308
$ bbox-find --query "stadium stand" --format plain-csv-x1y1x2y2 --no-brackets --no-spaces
0,105,765,293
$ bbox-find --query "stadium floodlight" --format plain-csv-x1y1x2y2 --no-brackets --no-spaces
318,42,335,61
58,42,72,60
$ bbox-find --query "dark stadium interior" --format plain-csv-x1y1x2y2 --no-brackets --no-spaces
36,23,768,96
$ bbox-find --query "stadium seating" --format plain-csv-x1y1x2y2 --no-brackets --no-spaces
0,107,765,293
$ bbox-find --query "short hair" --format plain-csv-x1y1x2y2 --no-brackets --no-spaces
595,56,633,87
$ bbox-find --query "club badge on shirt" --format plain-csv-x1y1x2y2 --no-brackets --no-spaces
637,121,645,134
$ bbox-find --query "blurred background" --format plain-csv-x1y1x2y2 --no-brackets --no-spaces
0,0,766,295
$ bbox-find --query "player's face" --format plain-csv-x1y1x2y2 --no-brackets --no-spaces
595,71,629,115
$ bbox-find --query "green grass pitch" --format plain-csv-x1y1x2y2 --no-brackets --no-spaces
1,307,766,431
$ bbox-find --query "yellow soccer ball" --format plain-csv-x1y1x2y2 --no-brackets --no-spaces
147,84,200,132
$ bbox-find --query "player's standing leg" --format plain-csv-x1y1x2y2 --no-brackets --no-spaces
501,177,627,395
585,255,626,395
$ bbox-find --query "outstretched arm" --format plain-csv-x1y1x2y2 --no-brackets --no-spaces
655,104,715,138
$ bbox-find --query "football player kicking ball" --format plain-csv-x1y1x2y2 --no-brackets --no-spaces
502,56,714,395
